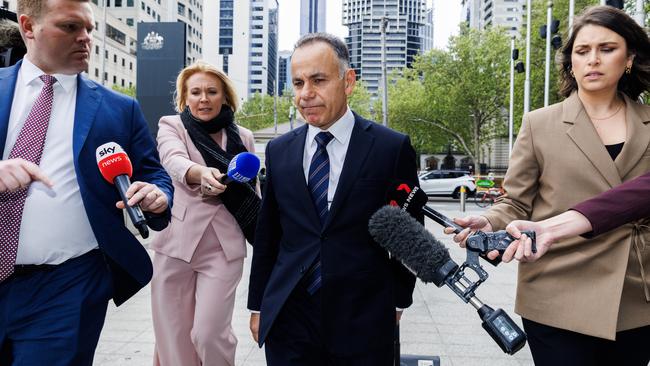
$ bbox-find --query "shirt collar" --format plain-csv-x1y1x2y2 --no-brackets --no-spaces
307,107,355,146
20,57,78,93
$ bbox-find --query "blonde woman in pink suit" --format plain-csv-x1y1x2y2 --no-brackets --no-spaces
151,61,259,366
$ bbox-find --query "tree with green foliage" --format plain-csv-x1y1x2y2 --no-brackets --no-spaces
348,79,373,120
387,26,511,173
235,92,293,132
112,85,136,97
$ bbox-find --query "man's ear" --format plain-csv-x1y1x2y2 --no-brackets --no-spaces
344,68,356,96
19,14,35,40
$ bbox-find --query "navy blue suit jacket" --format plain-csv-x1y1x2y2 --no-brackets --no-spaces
248,113,419,355
0,62,173,306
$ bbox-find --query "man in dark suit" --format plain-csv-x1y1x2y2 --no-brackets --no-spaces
0,1,172,365
248,33,419,365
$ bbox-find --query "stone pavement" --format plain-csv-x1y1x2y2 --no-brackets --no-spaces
94,201,534,366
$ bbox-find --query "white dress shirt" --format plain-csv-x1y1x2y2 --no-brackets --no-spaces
302,107,355,209
4,58,98,265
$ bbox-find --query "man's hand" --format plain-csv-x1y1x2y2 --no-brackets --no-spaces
115,181,168,214
0,158,53,193
442,215,493,247
250,313,260,343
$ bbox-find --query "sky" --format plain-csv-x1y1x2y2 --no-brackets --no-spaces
277,0,462,52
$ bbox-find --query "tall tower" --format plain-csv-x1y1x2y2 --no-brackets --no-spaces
461,0,525,38
421,6,434,53
204,0,278,103
343,0,428,94
300,0,326,35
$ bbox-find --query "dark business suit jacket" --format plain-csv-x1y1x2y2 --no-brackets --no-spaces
248,112,418,355
0,61,173,305
572,172,650,237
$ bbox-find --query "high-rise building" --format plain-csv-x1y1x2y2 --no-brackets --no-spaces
278,50,292,96
300,0,326,35
88,3,137,89
421,7,434,53
343,0,428,94
204,0,278,103
461,0,525,38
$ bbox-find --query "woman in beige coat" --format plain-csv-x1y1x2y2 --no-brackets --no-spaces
450,6,650,366
151,61,259,366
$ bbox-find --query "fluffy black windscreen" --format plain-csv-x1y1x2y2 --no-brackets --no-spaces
368,205,451,283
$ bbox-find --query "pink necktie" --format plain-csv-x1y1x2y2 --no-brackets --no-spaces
0,75,56,282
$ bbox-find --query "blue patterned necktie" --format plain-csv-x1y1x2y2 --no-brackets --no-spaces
305,131,334,294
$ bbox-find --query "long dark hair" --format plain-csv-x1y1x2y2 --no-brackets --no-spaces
558,6,650,100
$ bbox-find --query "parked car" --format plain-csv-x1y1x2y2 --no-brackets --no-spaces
418,170,476,198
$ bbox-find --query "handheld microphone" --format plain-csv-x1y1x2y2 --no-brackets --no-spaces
387,181,536,265
96,142,149,238
369,206,527,355
220,152,260,185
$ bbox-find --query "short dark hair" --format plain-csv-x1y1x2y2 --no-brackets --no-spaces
558,5,650,100
294,32,350,77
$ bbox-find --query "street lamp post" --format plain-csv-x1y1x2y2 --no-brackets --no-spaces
508,37,515,157
544,1,553,107
635,0,646,27
524,0,531,114
273,79,278,137
569,0,575,36
380,16,389,127
101,0,107,86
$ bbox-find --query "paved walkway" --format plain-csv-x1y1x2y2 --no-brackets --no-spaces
94,202,534,365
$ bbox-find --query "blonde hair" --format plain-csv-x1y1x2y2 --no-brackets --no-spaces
173,60,239,113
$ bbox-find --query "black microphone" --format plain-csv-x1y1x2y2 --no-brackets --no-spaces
369,205,527,355
387,181,535,265
96,142,149,238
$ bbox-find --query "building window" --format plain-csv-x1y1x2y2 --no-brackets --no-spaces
122,58,125,67
113,75,117,84
178,3,185,16
127,0,133,6
104,72,108,81
130,62,133,70
121,79,125,87
94,68,99,77
105,50,108,59
114,0,121,6
95,45,99,54
141,2,144,9
126,18,134,26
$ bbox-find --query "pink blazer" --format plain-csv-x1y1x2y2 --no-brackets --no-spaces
150,115,257,262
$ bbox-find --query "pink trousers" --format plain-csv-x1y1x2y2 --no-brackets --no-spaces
151,227,244,366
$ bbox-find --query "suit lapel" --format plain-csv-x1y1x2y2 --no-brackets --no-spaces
286,125,322,226
325,114,374,229
615,94,650,179
72,75,101,166
0,62,21,156
564,93,621,188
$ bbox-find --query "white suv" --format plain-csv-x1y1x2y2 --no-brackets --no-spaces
418,170,476,199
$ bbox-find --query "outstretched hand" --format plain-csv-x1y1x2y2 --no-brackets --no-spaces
443,215,493,248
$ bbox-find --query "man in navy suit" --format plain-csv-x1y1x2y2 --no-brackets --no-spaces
248,33,419,365
0,1,172,365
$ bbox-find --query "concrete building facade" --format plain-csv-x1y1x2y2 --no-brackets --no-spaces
461,0,526,38
300,0,326,35
342,0,428,94
204,0,278,103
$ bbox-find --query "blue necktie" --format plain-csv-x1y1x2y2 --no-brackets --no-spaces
305,131,334,295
